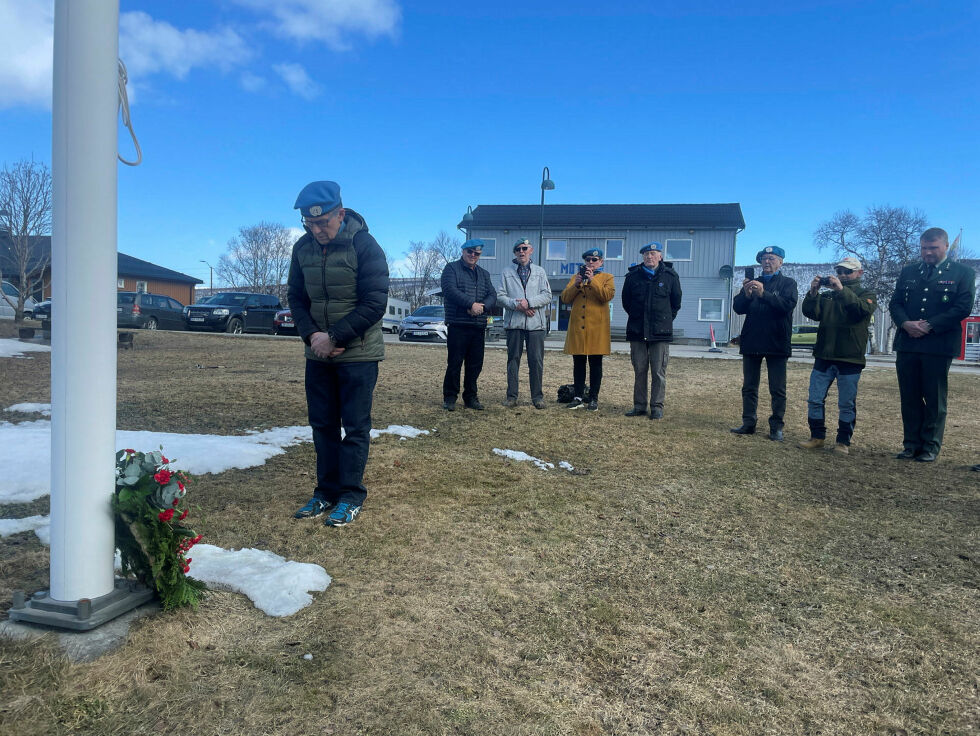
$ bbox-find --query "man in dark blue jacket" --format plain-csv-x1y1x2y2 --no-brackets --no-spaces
441,239,497,410
731,246,798,441
621,242,682,419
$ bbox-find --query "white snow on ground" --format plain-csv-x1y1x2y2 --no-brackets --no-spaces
371,424,431,439
0,514,48,539
187,544,331,617
6,402,51,416
493,448,575,472
0,338,51,359
0,420,52,503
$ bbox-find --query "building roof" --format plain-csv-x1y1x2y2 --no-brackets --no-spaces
459,203,746,230
0,234,201,284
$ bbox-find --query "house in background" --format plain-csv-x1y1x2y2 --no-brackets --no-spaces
458,203,745,342
1,234,202,305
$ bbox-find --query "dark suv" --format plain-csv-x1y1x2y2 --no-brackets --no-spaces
117,292,186,330
184,292,282,334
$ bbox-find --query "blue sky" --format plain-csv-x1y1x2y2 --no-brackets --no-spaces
1,0,978,286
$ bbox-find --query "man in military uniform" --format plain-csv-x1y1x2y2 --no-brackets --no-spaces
288,181,389,526
888,227,976,462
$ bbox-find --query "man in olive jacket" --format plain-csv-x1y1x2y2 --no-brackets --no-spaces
731,246,798,441
621,242,682,419
287,181,389,527
888,227,976,462
797,257,876,454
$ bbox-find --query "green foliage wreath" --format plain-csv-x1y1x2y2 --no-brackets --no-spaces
113,449,206,610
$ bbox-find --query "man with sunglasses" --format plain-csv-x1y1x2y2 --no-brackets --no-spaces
288,181,389,528
731,246,798,441
888,227,976,462
797,257,876,454
441,239,497,410
497,239,552,408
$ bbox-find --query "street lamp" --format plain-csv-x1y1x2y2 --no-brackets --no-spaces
538,167,555,266
459,205,474,239
199,260,213,292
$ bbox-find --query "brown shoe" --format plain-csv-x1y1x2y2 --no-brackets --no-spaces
797,437,825,450
833,443,849,455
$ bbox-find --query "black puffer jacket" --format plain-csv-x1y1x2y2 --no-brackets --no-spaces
622,262,682,342
441,259,497,326
733,272,798,356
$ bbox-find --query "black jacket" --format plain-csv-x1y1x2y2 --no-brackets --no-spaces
622,262,682,342
889,258,976,357
733,272,798,356
441,259,497,326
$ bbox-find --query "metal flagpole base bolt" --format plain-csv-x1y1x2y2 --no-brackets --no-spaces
8,579,155,631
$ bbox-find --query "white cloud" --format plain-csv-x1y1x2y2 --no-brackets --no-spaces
240,71,267,93
0,0,54,108
119,11,250,80
273,62,320,99
231,0,400,50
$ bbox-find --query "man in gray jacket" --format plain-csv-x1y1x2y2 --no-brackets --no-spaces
496,239,553,408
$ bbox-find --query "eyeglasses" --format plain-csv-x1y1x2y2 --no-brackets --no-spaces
584,257,602,263
759,255,780,262
835,267,854,275
302,214,336,230
515,246,531,252
464,249,481,256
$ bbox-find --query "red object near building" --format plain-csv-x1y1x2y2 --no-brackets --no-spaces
960,315,980,361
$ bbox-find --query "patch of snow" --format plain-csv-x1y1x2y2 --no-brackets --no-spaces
303,653,313,661
559,461,575,471
6,403,51,416
370,424,431,440
0,514,49,539
0,338,51,359
189,544,331,617
493,448,575,472
0,420,53,503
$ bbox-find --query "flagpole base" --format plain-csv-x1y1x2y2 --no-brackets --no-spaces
9,579,154,631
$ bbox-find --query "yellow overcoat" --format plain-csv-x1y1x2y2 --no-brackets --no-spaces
561,272,615,355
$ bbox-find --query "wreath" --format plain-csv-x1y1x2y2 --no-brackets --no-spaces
113,449,206,609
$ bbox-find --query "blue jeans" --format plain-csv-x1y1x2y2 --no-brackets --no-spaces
306,359,379,506
806,363,862,444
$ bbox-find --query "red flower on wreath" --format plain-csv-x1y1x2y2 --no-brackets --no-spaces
158,508,175,522
154,469,172,485
179,509,188,521
161,455,169,464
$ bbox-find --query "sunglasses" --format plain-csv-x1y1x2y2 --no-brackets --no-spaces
584,257,602,263
515,246,531,252
835,267,854,275
464,249,481,256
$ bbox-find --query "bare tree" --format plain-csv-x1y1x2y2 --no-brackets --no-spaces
215,222,292,303
429,230,461,267
390,240,445,309
0,159,52,321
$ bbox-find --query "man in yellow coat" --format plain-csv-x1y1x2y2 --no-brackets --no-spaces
561,247,615,411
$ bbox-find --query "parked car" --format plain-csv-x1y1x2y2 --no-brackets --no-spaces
33,299,51,322
117,292,186,330
184,292,282,334
398,305,448,343
791,324,819,348
1,281,38,320
273,308,297,336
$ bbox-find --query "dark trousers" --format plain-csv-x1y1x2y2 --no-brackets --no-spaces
630,340,670,410
506,329,545,402
443,324,485,402
572,354,604,399
896,351,952,455
306,359,379,506
741,354,788,431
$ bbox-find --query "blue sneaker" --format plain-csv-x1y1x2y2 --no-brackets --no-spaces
294,497,332,519
324,502,361,527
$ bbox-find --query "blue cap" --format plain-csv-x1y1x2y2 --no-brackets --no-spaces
640,242,663,254
756,245,785,262
462,239,485,253
582,248,604,260
294,181,342,218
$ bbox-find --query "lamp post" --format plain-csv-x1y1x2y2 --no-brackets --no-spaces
538,167,554,266
459,205,474,240
199,260,213,292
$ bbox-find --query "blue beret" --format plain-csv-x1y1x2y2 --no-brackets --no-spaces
294,181,342,218
462,239,484,253
756,245,785,262
513,238,531,251
582,248,604,260
640,242,663,254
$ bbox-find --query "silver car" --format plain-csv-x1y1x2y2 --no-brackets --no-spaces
0,281,38,320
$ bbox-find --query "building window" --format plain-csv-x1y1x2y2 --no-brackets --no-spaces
546,239,567,261
698,298,724,321
604,239,624,260
479,238,496,259
665,239,693,261
389,306,395,315
136,281,148,293
117,278,125,289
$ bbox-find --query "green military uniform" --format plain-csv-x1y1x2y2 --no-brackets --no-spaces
888,258,976,457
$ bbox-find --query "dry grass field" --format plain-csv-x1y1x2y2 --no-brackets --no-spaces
1,322,978,735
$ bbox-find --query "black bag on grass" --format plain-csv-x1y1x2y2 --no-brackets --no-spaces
556,384,590,403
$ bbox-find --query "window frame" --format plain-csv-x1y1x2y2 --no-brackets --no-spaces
604,238,625,261
698,297,725,322
665,239,693,262
546,239,568,261
478,238,496,259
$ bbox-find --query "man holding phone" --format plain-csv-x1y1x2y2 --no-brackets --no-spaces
797,257,876,454
731,246,798,441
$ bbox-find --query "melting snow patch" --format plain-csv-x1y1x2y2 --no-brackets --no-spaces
6,402,51,416
0,514,49,540
0,338,51,359
370,424,431,440
188,544,331,617
559,461,575,471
